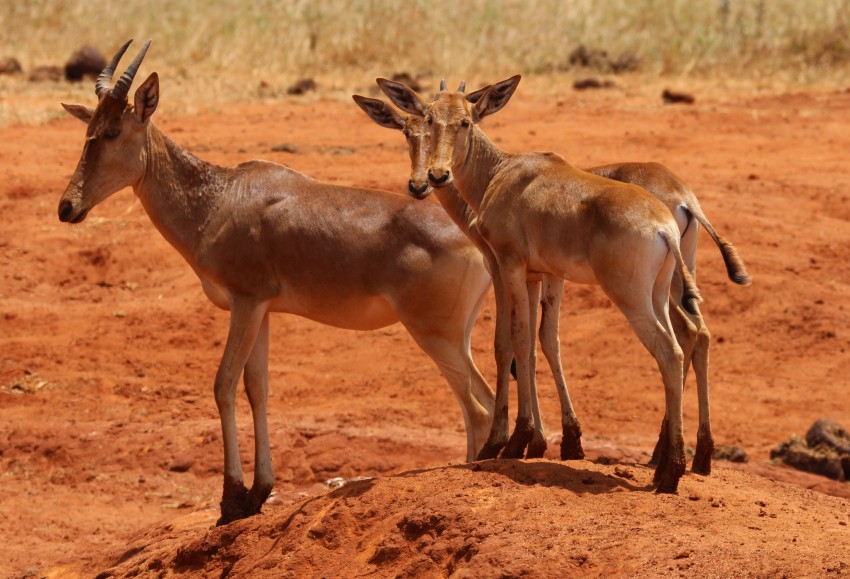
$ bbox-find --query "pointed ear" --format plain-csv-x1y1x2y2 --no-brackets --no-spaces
61,103,94,124
472,75,521,122
352,95,406,130
376,78,428,117
134,72,159,123
465,84,490,104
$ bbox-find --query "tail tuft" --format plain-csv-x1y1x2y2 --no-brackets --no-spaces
681,269,703,316
718,237,752,286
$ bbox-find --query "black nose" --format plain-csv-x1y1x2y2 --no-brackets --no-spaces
58,200,74,222
428,170,450,186
408,180,429,197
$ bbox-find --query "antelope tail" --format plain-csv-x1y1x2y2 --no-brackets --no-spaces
685,203,751,286
661,229,702,316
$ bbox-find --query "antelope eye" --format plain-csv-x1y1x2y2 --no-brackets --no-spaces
426,116,433,125
460,119,470,128
104,128,120,140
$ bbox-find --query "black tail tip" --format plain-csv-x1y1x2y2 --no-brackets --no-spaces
509,358,517,380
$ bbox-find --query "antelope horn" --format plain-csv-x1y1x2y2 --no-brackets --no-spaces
458,80,466,93
110,39,152,102
440,79,447,91
96,39,133,98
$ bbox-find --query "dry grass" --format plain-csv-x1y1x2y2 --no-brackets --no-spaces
1,0,849,123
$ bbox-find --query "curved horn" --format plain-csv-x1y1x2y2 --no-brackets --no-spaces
440,79,447,91
110,39,152,102
458,80,466,93
96,39,133,98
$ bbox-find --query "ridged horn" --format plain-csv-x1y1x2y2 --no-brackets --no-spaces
96,39,133,98
458,80,466,93
440,79,447,91
110,39,152,102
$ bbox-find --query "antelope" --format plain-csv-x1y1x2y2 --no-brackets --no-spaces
354,84,749,476
57,40,498,524
377,75,719,493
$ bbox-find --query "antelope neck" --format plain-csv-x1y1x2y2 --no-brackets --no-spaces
133,124,229,261
451,125,507,213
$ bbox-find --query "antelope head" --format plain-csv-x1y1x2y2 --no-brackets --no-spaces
377,76,520,188
352,94,433,199
58,39,159,223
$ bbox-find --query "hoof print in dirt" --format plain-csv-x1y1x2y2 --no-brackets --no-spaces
771,418,850,481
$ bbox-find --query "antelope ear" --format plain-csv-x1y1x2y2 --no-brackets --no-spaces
352,95,406,130
61,103,94,124
472,75,521,122
376,78,428,117
134,72,159,123
465,84,490,104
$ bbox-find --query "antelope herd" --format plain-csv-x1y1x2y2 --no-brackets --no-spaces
58,40,749,522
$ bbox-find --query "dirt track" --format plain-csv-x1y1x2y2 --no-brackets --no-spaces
1,82,849,577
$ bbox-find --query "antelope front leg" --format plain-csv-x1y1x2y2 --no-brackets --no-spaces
526,279,548,459
243,313,275,512
500,265,536,459
477,254,513,460
215,299,268,526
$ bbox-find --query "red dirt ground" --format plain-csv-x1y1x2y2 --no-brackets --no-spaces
1,80,849,577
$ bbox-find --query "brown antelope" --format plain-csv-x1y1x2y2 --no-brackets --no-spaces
354,88,749,475
57,40,498,524
377,75,717,493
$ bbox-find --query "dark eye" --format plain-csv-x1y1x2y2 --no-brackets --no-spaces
426,116,433,125
103,129,120,140
461,119,470,128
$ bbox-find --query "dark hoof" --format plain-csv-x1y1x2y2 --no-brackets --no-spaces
501,420,534,459
692,447,714,475
477,441,505,461
525,438,547,459
655,455,686,494
655,467,684,494
692,430,715,475
217,480,257,526
560,422,584,461
560,439,585,461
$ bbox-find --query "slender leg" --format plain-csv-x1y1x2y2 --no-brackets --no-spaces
650,302,695,466
526,280,547,458
690,314,714,474
478,250,513,460
243,313,274,512
538,276,584,460
408,331,494,462
500,264,535,459
215,299,268,525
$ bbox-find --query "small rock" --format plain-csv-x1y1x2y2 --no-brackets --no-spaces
271,143,299,154
65,45,106,81
712,445,749,463
0,57,22,75
287,78,316,95
169,455,194,473
573,77,616,91
662,89,695,105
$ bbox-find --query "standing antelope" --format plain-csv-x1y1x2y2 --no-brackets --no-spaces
379,75,709,493
57,40,497,524
354,85,749,475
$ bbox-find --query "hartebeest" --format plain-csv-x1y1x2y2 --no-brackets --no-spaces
379,75,713,492
57,40,498,524
354,86,749,475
